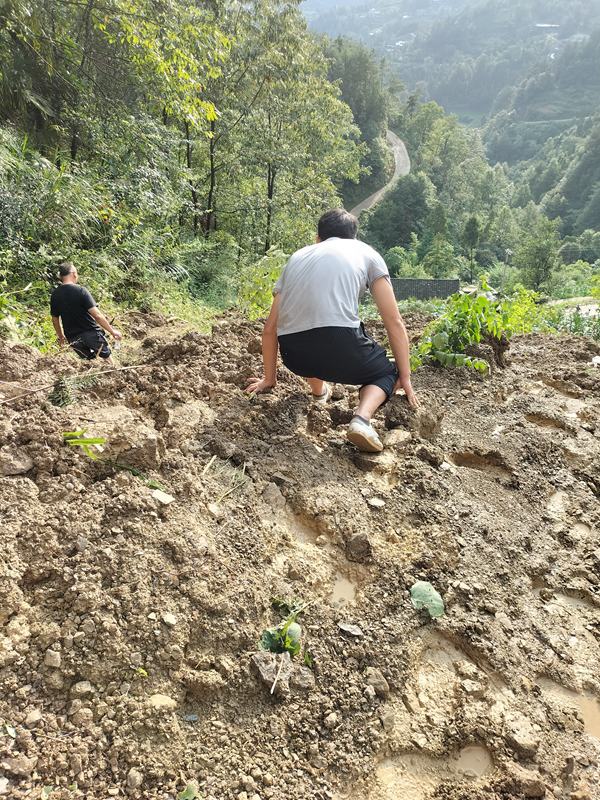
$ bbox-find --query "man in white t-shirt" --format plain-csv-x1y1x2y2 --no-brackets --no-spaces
246,209,418,452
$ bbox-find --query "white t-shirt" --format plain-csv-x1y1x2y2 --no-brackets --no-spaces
273,237,390,336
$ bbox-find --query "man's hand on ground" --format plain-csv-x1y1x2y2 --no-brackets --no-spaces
111,328,122,341
245,376,275,395
395,376,420,409
58,335,67,347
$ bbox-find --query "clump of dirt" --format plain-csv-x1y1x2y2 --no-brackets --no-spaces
1,315,599,800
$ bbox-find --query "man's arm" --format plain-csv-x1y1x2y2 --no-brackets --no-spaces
89,307,122,340
52,316,66,345
246,294,281,394
371,278,419,408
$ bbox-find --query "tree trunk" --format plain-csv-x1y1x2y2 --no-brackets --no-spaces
205,119,217,237
185,122,200,236
265,162,276,253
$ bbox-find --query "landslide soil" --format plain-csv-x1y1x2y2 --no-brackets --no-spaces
1,313,600,800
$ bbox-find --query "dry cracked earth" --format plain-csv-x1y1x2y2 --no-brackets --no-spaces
1,312,599,800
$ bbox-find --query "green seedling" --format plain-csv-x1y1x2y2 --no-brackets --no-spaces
260,599,310,658
177,784,200,800
63,430,106,460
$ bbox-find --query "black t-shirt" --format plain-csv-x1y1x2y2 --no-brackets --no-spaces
50,284,101,339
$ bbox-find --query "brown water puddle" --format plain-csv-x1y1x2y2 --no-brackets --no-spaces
330,574,356,607
375,746,494,798
539,678,600,739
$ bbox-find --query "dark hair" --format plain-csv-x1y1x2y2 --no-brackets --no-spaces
59,261,75,278
317,209,358,241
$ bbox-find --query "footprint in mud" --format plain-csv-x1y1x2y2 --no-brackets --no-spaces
546,490,570,520
374,746,494,799
448,450,512,482
538,678,600,739
526,412,568,430
273,510,365,608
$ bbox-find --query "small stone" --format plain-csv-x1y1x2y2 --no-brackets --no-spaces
365,667,390,698
24,709,43,728
346,533,373,564
147,612,157,620
148,693,178,710
127,768,143,789
152,489,175,505
161,612,177,627
263,773,274,787
0,754,37,776
251,651,292,698
0,777,8,795
71,707,94,727
0,446,34,476
367,497,386,509
384,429,412,448
504,712,540,759
44,649,61,668
337,622,363,637
71,680,93,697
460,679,485,698
290,667,316,693
378,706,395,731
507,763,546,797
207,502,224,520
262,482,286,510
324,711,339,729
402,687,420,714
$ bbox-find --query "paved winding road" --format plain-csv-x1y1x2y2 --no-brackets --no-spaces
350,130,411,217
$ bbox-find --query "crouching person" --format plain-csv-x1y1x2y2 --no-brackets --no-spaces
246,209,418,452
50,262,121,362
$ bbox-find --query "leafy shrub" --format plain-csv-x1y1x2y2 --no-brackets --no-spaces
412,280,541,372
238,248,287,320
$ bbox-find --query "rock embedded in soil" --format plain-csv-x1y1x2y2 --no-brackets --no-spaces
0,446,34,475
507,763,547,797
364,667,390,699
126,768,144,789
148,693,178,710
251,651,292,699
504,711,540,760
43,649,61,668
346,533,373,563
0,754,38,776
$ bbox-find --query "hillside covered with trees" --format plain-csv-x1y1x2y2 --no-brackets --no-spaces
1,0,376,342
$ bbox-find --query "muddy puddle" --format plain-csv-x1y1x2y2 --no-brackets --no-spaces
331,574,356,607
539,678,600,739
374,746,494,798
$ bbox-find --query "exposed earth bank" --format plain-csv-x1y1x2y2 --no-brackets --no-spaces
1,313,599,800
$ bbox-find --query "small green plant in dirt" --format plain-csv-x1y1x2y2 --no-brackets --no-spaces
63,430,106,460
177,784,200,800
238,248,287,320
49,373,100,406
412,280,541,373
260,599,310,658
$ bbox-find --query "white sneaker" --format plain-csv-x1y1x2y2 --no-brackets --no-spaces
312,383,332,405
347,416,383,453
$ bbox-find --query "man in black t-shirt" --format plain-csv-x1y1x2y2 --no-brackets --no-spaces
50,262,122,360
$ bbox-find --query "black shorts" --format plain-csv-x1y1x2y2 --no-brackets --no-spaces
278,324,398,398
68,330,111,360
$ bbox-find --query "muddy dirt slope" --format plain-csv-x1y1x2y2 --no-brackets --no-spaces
1,314,600,800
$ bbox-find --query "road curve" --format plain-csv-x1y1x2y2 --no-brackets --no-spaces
349,130,411,217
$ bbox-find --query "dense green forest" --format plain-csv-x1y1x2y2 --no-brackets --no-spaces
1,0,599,352
0,0,374,343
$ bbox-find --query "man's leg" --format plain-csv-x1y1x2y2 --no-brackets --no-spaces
356,384,387,421
304,377,325,396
